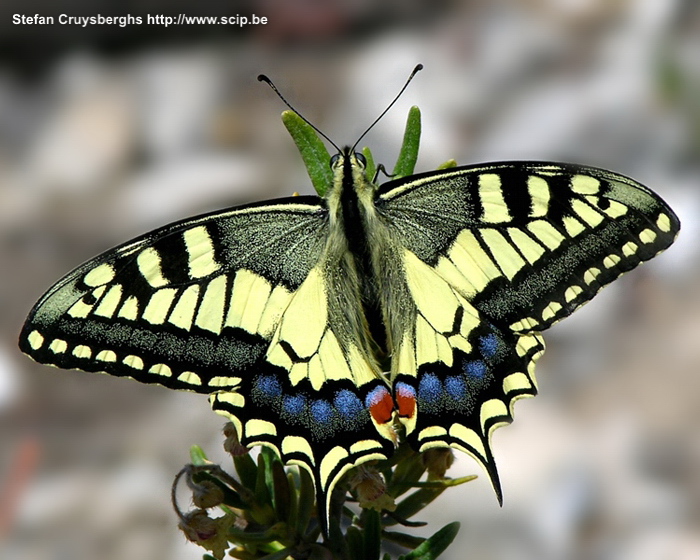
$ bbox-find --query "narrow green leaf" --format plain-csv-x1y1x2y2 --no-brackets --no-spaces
400,522,460,560
381,530,425,550
228,523,285,542
233,452,258,491
345,525,364,560
392,487,447,523
258,546,297,560
296,467,315,535
436,159,457,170
392,106,421,178
191,471,245,509
387,450,426,499
189,445,209,466
282,110,332,196
254,453,273,509
285,472,299,532
363,509,382,560
410,475,477,489
362,146,377,183
271,460,291,521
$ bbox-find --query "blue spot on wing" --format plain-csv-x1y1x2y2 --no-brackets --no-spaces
256,375,282,397
479,334,499,358
335,390,363,418
464,360,487,379
311,400,333,424
445,376,467,399
283,394,306,415
418,373,442,403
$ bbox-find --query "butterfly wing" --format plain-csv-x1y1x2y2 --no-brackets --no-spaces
20,194,394,532
376,161,679,494
20,196,329,392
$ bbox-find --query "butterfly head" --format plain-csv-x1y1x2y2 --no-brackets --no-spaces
327,146,377,201
329,148,367,171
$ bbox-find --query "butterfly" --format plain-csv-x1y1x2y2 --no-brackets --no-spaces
19,69,680,535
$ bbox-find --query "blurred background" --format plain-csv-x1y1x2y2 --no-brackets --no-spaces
1,0,698,559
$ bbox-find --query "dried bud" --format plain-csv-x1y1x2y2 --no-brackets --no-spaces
192,479,225,509
179,509,219,542
423,448,455,478
349,466,396,513
178,509,234,560
223,423,249,456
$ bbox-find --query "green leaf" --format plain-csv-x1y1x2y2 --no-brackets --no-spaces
381,529,425,549
362,146,377,183
246,452,276,526
392,106,421,178
282,110,332,196
296,467,315,535
284,472,298,531
228,524,284,542
392,486,447,524
345,525,364,559
258,546,296,560
271,460,291,521
436,159,457,170
412,475,477,489
387,450,426,499
261,447,280,500
190,445,209,466
363,509,382,560
191,471,245,509
233,452,258,491
255,452,273,506
400,522,460,560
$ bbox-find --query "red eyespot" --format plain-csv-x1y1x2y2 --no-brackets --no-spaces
395,382,416,419
366,386,394,425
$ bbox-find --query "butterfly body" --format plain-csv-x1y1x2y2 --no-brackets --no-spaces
20,143,679,533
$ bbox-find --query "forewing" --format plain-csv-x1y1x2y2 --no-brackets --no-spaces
20,196,330,392
377,161,680,334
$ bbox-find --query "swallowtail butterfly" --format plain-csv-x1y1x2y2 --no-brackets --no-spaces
19,67,680,534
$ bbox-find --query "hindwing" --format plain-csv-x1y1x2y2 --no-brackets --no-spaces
389,249,544,497
211,260,396,533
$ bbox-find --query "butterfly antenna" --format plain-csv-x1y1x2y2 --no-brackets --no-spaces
258,74,341,153
351,63,423,151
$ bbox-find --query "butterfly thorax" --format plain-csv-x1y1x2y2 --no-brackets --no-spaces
327,149,389,360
